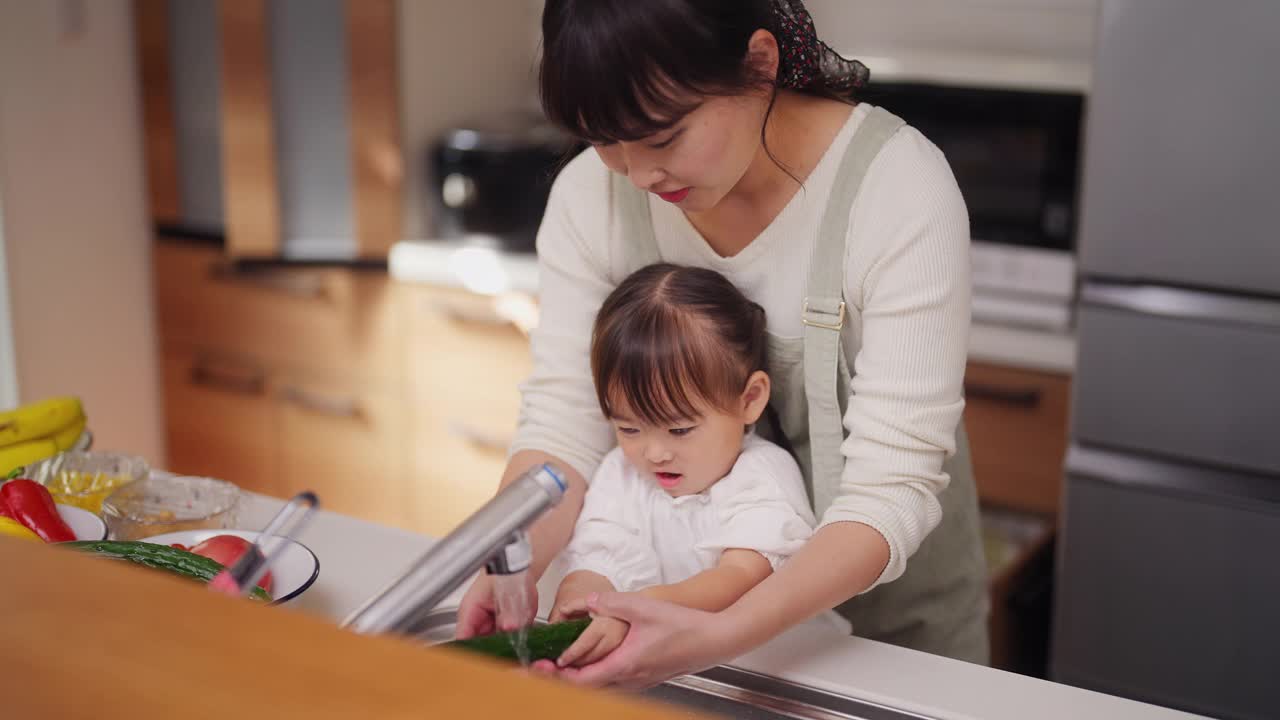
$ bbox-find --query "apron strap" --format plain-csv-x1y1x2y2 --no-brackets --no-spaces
610,172,662,283
606,106,907,515
804,106,906,515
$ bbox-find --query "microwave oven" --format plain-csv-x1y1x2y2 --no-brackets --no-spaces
859,80,1085,328
428,116,580,254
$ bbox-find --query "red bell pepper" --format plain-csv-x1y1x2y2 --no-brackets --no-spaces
0,494,15,521
0,479,75,542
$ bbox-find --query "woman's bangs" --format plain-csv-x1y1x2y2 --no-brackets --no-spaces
539,1,735,144
542,46,702,145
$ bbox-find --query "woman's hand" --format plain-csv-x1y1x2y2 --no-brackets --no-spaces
535,591,737,689
455,572,539,639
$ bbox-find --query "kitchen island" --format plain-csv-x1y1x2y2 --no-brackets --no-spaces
241,493,1202,720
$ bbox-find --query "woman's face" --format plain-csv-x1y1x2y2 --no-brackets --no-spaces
592,92,771,213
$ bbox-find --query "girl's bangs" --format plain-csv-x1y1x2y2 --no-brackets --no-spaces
602,355,705,428
596,309,736,427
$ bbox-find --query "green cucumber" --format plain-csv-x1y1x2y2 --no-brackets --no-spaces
63,540,273,602
444,618,592,662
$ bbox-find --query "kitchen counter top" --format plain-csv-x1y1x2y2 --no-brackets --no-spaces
155,231,390,272
389,239,1077,374
0,534,700,720
244,493,1200,720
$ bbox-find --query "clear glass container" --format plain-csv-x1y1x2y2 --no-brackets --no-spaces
101,474,242,541
25,451,150,514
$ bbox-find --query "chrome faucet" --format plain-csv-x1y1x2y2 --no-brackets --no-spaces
341,463,567,636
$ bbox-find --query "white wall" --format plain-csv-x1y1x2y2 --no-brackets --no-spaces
0,0,164,463
807,0,1099,65
398,0,545,239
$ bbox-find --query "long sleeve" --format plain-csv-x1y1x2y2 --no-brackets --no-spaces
823,127,972,590
560,448,663,592
507,151,617,482
504,108,974,596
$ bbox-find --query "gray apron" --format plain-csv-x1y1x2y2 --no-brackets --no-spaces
607,107,990,664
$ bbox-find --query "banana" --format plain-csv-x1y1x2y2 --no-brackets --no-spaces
52,414,87,451
0,396,84,448
0,435,61,479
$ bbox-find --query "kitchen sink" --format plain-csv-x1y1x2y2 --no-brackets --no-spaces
640,666,934,720
410,608,936,720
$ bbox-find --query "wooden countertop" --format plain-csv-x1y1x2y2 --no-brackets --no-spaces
0,539,704,719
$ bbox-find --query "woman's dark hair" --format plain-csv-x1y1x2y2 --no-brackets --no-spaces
591,264,768,426
539,0,854,153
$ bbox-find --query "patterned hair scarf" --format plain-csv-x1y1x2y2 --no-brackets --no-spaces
771,0,870,94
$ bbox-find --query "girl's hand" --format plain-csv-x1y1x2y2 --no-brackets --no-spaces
555,616,629,668
549,570,616,622
546,592,738,689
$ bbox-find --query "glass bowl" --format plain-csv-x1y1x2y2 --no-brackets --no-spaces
101,474,242,541
24,451,150,514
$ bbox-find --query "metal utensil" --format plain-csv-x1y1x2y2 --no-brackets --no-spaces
209,491,318,598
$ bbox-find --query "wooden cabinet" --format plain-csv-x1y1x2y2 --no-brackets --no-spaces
275,371,406,525
963,360,1071,676
154,241,534,535
154,242,401,383
135,0,401,259
154,241,410,529
161,345,278,496
964,362,1071,515
401,284,532,536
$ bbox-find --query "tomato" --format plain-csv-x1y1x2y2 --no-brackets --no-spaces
170,543,189,551
189,534,273,593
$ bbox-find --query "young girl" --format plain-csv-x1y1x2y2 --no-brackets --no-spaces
548,263,829,668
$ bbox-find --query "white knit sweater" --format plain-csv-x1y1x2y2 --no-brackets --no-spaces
510,103,971,590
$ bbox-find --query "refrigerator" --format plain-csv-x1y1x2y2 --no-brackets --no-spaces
1051,2,1280,719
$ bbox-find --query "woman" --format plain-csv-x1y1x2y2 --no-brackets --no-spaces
456,0,988,687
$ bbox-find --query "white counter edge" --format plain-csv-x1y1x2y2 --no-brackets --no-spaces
390,240,1077,374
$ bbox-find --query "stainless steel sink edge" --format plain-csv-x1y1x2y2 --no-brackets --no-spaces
409,607,938,720
649,665,940,720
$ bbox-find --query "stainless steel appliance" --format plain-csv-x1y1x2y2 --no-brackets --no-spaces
1052,2,1280,718
860,78,1083,332
428,115,578,254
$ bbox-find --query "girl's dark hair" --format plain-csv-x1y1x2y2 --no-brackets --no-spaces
539,0,854,149
591,264,768,426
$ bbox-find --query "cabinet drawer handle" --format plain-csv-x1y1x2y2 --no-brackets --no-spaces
279,386,363,420
963,382,1043,409
189,357,266,396
209,262,329,302
448,420,512,455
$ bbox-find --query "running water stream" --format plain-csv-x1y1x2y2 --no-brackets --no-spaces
492,570,535,666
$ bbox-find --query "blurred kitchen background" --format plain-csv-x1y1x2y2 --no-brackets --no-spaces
0,1,1275,718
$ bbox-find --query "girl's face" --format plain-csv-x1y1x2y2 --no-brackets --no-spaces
592,92,771,213
607,371,770,497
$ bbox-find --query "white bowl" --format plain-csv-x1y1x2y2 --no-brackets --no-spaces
57,503,107,541
139,529,320,604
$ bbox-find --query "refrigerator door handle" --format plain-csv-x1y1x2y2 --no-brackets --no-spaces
1081,281,1280,330
1066,443,1280,506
